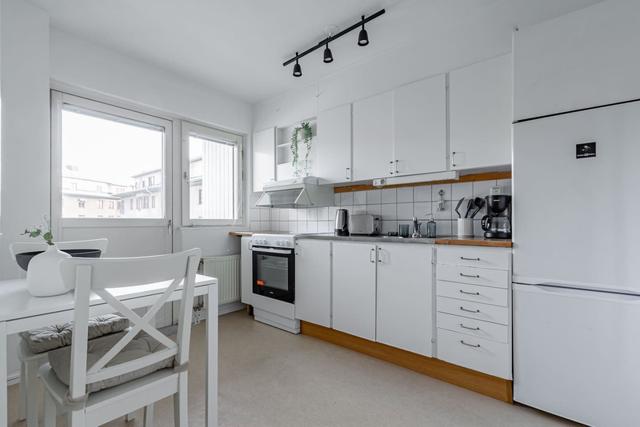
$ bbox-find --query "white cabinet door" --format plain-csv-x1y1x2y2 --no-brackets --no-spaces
393,75,447,176
252,127,275,192
316,104,352,183
376,244,433,356
352,92,393,181
450,54,512,170
240,236,252,305
332,242,377,340
295,239,331,327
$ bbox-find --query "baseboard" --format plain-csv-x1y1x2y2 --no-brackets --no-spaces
219,301,245,316
301,321,513,403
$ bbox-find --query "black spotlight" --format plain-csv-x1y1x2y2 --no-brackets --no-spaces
323,41,333,63
293,52,302,77
358,15,369,46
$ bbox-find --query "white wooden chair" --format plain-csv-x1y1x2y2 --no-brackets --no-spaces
39,248,201,427
10,238,110,427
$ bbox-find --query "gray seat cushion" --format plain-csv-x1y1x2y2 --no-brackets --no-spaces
48,331,174,393
19,314,129,354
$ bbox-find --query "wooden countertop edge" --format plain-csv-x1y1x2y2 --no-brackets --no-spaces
434,238,513,248
228,231,254,237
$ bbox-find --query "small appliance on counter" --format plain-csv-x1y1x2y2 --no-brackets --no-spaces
349,214,381,236
481,188,512,239
334,209,349,236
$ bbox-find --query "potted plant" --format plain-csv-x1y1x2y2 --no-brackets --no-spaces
20,216,72,297
290,121,313,177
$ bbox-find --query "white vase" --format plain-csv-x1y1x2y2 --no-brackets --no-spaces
26,245,72,297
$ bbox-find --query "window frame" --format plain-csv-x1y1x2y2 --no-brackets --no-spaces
51,91,173,228
181,121,244,227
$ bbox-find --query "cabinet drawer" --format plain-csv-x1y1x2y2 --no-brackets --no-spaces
437,329,511,379
437,264,510,289
437,296,509,325
437,281,508,307
437,246,510,270
437,312,509,343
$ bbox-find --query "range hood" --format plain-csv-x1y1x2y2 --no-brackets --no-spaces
255,177,334,208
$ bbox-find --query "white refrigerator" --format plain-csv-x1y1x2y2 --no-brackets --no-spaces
512,100,640,427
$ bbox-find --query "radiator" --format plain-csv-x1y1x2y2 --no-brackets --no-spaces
202,255,241,305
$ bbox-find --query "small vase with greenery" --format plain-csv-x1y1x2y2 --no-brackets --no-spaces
22,215,54,246
290,121,313,177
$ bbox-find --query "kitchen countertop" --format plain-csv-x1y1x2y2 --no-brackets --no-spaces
229,231,512,248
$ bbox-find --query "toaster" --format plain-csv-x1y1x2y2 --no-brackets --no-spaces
349,214,381,235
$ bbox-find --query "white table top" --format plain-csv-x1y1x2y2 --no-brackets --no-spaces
0,274,217,322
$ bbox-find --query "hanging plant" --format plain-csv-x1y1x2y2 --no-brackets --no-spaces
290,121,313,176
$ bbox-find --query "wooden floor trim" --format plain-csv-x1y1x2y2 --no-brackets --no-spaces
334,170,512,193
301,321,513,403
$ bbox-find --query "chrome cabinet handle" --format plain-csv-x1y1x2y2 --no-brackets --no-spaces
395,159,399,174
369,248,375,263
460,306,480,313
460,273,480,278
346,167,351,180
459,323,480,331
459,289,480,296
460,256,480,261
460,340,481,348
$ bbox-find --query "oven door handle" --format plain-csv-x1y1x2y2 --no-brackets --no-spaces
252,247,292,255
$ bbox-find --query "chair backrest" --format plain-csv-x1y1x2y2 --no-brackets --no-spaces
59,248,201,400
9,238,109,258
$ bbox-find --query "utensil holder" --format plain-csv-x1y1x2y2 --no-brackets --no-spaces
457,218,474,237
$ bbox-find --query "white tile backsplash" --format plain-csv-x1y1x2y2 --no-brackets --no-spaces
261,178,505,238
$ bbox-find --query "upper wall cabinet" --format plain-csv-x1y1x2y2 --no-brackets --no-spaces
316,104,352,183
252,127,275,192
514,1,640,121
393,75,447,176
450,54,512,170
352,92,394,181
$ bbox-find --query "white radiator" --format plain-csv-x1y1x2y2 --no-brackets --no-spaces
202,255,241,305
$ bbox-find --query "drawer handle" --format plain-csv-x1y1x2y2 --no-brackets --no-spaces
460,340,481,348
460,323,480,331
460,306,480,313
459,289,480,296
460,256,480,261
460,273,480,279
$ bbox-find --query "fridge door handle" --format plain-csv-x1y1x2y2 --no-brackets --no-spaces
515,283,640,303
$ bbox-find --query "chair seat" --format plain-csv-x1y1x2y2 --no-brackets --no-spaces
48,331,174,393
19,314,129,355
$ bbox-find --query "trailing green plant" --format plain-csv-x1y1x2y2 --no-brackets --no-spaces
290,121,313,175
22,215,54,246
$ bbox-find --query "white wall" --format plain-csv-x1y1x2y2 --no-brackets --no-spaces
0,0,51,280
49,29,253,257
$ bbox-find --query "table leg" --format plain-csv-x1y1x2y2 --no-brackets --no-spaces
0,322,8,427
206,286,218,427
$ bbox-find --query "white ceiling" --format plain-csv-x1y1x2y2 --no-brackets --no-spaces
30,0,601,103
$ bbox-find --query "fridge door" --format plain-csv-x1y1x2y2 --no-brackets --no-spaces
513,102,640,293
514,283,640,426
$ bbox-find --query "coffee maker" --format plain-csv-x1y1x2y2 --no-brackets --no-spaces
481,194,512,239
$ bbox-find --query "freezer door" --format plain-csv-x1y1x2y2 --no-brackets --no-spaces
513,284,640,426
513,102,640,293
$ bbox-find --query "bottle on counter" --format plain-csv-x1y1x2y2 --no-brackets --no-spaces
426,215,437,238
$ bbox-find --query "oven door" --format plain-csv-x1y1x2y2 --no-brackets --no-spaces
252,246,295,303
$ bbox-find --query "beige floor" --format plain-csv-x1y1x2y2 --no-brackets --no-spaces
8,311,578,426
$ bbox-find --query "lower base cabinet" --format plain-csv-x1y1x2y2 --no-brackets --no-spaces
240,236,252,305
295,239,332,328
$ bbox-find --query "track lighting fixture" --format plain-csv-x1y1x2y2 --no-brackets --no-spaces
292,52,302,77
323,41,333,63
283,9,385,77
357,16,369,46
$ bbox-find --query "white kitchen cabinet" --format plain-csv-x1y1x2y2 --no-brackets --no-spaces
295,239,331,328
393,75,447,176
332,242,377,340
240,236,252,305
514,1,640,121
376,244,433,356
252,127,276,192
450,54,512,170
316,104,352,183
352,92,394,181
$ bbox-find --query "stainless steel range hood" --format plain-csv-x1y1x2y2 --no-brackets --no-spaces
255,177,334,208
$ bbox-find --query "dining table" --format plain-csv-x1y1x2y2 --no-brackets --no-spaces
0,273,218,427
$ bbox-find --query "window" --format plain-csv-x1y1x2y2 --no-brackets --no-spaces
182,122,243,225
55,93,168,220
